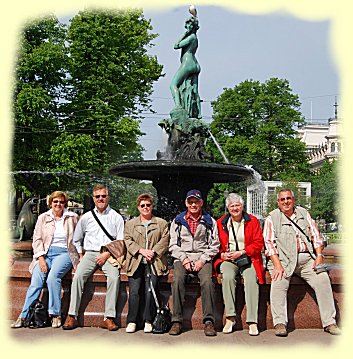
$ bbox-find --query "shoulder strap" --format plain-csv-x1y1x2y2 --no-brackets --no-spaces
282,211,310,241
91,209,114,241
147,263,160,309
229,220,240,251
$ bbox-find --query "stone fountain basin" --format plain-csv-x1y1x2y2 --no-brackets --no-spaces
109,160,254,219
109,160,253,182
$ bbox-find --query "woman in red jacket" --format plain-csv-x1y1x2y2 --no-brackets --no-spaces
214,193,265,336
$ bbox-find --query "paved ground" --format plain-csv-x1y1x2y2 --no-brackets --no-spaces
7,324,340,347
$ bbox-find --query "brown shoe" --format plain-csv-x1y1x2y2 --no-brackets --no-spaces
324,323,341,335
101,318,118,331
62,315,78,330
274,323,287,337
204,320,217,336
169,322,182,335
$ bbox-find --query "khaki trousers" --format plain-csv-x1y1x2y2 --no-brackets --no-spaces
269,252,336,328
220,261,259,323
68,250,120,318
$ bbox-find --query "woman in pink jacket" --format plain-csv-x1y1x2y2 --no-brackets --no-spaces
11,191,79,329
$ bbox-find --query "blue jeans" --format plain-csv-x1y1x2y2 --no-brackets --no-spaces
20,246,72,318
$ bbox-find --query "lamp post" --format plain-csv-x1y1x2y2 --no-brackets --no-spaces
224,190,229,214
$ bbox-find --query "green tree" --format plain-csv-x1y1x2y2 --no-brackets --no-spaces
208,78,310,181
61,9,163,175
12,15,68,194
310,160,339,223
12,9,163,198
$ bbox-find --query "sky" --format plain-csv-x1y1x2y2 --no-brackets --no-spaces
140,5,339,159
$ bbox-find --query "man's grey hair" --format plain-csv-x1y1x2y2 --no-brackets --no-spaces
277,188,295,200
225,193,244,208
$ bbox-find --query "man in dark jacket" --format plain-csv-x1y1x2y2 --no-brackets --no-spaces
168,189,219,336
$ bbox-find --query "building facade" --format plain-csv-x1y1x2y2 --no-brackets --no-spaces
247,180,311,219
297,104,341,173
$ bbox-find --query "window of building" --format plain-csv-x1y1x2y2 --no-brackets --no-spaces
331,142,336,153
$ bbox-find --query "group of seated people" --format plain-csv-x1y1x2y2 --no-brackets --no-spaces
11,184,341,337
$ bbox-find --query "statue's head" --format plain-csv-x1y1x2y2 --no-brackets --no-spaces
185,16,199,32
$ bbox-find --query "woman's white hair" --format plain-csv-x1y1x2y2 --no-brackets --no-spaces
225,193,244,208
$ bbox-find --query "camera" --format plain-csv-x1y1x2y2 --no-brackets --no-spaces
314,264,328,274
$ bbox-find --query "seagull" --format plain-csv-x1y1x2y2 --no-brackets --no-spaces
189,5,197,17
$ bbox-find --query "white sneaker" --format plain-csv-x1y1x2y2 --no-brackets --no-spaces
144,322,153,333
222,318,236,334
11,317,25,328
51,316,62,328
125,322,136,333
249,323,259,336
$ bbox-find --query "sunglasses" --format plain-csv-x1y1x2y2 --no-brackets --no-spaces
94,194,107,199
279,197,292,202
140,203,152,208
53,200,65,204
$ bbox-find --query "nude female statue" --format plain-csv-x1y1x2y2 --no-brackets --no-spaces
170,15,201,119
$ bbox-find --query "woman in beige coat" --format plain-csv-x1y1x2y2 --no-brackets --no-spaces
11,191,79,329
124,193,169,333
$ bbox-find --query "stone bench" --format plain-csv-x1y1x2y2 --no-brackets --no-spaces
9,248,343,331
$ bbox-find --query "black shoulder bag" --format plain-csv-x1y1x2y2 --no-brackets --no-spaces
229,220,252,269
148,264,171,334
24,300,49,328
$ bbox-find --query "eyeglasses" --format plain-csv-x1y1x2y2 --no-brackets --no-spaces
94,194,107,199
279,197,292,202
53,200,65,204
140,203,152,208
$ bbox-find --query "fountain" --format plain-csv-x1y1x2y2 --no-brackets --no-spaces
110,6,254,220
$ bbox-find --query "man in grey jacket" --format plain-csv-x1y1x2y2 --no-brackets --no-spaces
263,188,340,337
168,189,219,336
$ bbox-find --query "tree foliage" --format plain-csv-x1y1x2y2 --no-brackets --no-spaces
12,9,163,199
13,15,68,173
310,160,339,223
62,9,163,172
208,78,310,181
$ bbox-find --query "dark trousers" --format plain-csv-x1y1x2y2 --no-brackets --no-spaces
127,263,158,324
171,261,215,324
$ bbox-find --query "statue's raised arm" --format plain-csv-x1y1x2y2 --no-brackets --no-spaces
170,14,201,119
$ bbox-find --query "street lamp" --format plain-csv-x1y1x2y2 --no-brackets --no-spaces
224,190,229,214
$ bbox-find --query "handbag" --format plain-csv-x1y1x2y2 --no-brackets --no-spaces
229,220,252,269
24,300,49,328
148,264,171,334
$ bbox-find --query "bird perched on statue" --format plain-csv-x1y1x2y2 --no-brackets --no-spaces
189,5,197,17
